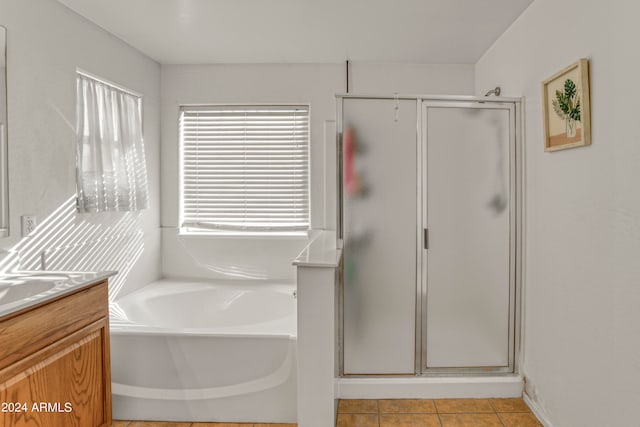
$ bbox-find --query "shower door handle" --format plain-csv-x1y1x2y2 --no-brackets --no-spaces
424,228,429,250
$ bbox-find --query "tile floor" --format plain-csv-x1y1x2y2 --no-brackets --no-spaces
113,398,542,427
336,398,542,427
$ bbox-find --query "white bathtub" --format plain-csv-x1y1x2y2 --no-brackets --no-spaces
109,279,297,423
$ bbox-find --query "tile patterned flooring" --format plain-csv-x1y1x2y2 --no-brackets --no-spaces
112,398,542,427
337,398,542,427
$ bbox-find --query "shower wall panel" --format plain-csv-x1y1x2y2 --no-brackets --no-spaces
342,98,418,375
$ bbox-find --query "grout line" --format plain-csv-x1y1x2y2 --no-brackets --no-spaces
496,412,507,427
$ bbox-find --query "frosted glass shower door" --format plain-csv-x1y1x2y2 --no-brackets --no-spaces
342,98,418,375
423,102,516,371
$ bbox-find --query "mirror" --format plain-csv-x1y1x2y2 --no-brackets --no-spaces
0,26,7,237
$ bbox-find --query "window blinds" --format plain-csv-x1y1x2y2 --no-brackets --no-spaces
180,105,310,231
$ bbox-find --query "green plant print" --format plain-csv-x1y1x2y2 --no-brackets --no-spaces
552,79,581,122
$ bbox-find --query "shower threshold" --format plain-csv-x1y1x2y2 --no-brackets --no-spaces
336,375,523,399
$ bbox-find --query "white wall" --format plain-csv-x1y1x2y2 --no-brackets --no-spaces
350,63,476,95
161,62,474,281
0,0,162,298
476,1,640,426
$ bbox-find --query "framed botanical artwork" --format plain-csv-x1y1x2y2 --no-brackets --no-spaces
542,58,591,152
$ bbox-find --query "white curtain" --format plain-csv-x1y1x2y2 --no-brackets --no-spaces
76,73,149,213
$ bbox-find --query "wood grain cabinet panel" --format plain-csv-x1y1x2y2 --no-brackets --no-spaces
0,282,108,371
0,280,112,427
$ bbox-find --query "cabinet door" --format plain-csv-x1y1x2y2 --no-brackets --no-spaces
0,319,112,427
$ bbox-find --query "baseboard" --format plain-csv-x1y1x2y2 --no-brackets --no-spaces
336,375,523,399
523,393,554,427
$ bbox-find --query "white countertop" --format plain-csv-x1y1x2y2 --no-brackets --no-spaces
292,230,342,268
0,270,116,319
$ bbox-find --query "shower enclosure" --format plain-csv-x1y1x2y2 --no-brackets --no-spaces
337,94,521,376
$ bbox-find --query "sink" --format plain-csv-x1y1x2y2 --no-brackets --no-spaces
0,281,56,305
0,271,115,318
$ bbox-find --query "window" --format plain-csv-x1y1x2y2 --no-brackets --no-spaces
180,105,310,232
76,71,148,213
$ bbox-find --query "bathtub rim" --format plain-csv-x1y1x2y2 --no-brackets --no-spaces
110,277,297,338
115,276,297,298
109,325,297,339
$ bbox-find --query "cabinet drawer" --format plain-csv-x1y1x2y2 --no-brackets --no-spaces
0,281,108,371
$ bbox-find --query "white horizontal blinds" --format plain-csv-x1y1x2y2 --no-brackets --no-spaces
181,105,310,231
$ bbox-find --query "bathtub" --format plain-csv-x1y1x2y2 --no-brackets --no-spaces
109,279,297,423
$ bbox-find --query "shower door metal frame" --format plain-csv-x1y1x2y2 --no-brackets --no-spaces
419,100,520,375
336,94,523,378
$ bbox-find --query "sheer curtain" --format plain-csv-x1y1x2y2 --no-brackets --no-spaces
76,73,149,213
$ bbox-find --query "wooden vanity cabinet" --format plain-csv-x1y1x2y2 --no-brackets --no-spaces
0,280,112,427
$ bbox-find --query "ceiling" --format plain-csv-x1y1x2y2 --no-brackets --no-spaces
57,0,533,64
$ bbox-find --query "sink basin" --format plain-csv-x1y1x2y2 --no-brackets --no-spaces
0,281,56,305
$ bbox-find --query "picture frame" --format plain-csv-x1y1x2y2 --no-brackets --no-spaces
542,58,591,152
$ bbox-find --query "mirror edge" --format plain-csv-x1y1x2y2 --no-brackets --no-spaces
0,24,9,238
